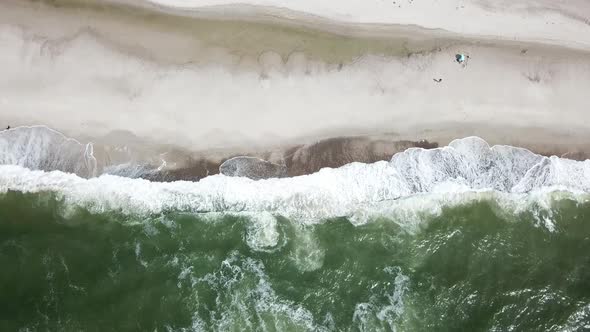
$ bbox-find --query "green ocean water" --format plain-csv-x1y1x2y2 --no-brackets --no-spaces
1,191,590,331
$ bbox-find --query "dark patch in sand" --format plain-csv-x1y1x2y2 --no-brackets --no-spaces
139,136,439,181
283,136,438,177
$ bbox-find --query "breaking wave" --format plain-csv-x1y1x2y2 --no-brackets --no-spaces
0,126,588,222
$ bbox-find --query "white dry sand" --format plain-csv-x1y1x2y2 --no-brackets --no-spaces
0,0,589,153
141,0,590,50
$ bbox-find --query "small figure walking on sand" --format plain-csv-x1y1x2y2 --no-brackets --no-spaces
455,53,470,67
5,125,9,130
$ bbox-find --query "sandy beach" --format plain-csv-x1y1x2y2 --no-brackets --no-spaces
1,0,589,179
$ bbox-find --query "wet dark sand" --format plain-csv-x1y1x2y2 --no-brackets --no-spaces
144,134,589,182
149,136,439,181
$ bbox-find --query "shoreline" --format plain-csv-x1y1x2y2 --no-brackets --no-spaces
1,125,589,182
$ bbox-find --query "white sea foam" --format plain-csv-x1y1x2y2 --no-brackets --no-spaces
0,126,96,178
289,226,325,272
191,251,326,331
0,126,166,179
244,212,281,251
0,136,589,224
352,266,409,331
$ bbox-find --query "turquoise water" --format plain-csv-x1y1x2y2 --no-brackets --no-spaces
1,191,590,331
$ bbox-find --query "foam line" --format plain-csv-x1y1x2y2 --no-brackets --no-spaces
0,136,588,221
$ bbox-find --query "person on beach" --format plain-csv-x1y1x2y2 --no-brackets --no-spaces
455,53,470,67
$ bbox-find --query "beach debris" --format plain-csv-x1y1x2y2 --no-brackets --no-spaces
433,78,442,83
